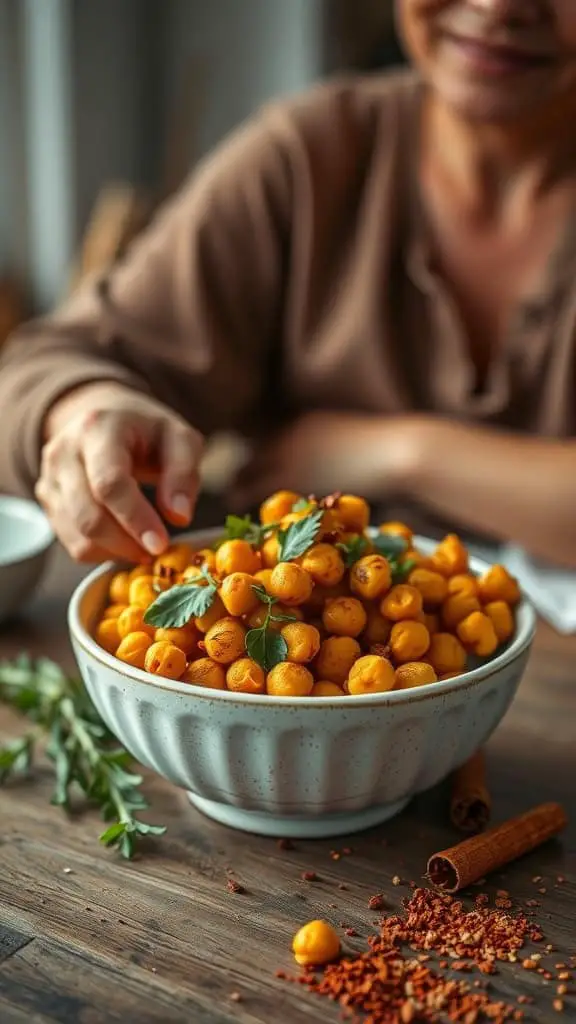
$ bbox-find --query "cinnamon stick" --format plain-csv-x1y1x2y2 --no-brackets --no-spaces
450,750,491,834
428,802,567,894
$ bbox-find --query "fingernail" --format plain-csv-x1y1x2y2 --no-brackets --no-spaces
171,493,191,521
141,530,166,556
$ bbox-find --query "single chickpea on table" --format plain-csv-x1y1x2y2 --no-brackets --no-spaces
93,491,521,696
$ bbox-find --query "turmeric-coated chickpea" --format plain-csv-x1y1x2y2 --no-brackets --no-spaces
350,554,392,601
430,534,469,577
95,618,120,654
259,490,302,525
129,575,169,609
254,568,274,591
269,563,313,606
280,622,321,664
266,663,314,697
442,592,481,630
117,605,156,640
322,596,367,638
407,568,448,607
182,657,226,689
301,543,346,587
477,565,521,606
260,535,280,569
336,494,370,533
447,574,479,598
484,600,514,644
310,681,344,697
315,636,361,685
109,570,131,605
153,543,194,577
403,548,434,571
347,654,395,695
103,603,127,620
378,521,413,545
116,631,153,670
215,539,260,577
318,507,345,540
303,580,350,615
418,611,440,636
194,593,227,633
390,621,430,663
180,548,217,579
128,564,151,583
219,572,260,617
380,584,423,622
280,509,311,530
144,641,187,679
292,920,341,967
203,618,246,664
439,670,463,681
427,633,467,675
457,611,499,657
226,657,266,694
363,605,392,646
247,602,302,630
394,661,438,689
154,625,200,657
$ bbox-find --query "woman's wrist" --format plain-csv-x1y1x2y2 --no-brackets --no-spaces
44,381,136,440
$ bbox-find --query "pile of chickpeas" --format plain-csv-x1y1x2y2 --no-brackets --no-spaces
93,490,520,696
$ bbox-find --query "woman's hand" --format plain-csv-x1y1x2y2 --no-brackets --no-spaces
231,412,414,508
36,382,204,563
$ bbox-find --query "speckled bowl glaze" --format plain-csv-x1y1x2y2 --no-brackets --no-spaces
68,531,536,839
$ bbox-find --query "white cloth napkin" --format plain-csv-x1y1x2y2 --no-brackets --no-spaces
468,541,576,635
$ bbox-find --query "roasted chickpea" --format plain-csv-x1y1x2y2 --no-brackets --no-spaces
259,490,302,524
203,618,246,664
402,548,434,571
301,544,346,587
280,509,311,530
95,618,120,654
303,580,350,615
154,625,200,657
266,663,314,697
254,568,274,591
380,584,423,622
247,603,302,630
215,539,259,576
322,597,367,638
407,568,448,607
103,603,126,620
292,920,341,967
269,563,313,606
457,611,499,657
427,633,467,675
280,622,321,664
182,548,217,576
219,572,260,617
363,605,392,646
129,575,169,609
439,670,463,681
117,605,155,640
144,641,187,679
483,600,514,643
226,658,266,694
378,521,413,545
390,621,430,663
442,593,482,630
315,636,361,685
153,543,194,577
116,631,153,669
128,565,151,583
310,681,344,697
336,494,370,533
183,657,226,689
477,565,521,606
394,661,438,689
194,593,227,633
350,555,392,601
109,571,131,605
447,574,479,598
260,535,280,569
430,534,469,577
347,654,395,695
418,611,440,636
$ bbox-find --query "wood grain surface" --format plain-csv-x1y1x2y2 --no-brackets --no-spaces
1,543,575,1023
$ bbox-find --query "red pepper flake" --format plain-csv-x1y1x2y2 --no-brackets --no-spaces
226,879,245,895
330,851,341,861
558,972,572,981
522,959,538,970
553,999,565,1012
368,894,386,910
344,927,358,937
342,847,353,856
517,995,533,1005
452,961,472,972
557,875,566,884
301,871,318,882
538,887,547,895
557,984,568,996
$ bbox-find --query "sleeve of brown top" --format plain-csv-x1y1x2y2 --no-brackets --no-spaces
0,108,293,497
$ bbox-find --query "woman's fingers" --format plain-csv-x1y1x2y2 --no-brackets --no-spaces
156,419,204,526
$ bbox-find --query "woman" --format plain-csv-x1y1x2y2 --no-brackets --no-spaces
2,0,576,566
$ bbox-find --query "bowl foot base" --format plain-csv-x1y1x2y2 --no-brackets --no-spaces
187,793,410,838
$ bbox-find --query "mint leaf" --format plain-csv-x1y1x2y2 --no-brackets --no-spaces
277,509,323,562
246,628,288,671
337,534,369,568
391,557,417,585
224,514,254,540
292,498,311,512
373,534,408,559
144,581,217,628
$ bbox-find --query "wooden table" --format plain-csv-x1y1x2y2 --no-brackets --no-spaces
0,548,575,1023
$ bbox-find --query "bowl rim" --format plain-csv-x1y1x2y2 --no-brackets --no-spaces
0,495,55,567
68,530,537,707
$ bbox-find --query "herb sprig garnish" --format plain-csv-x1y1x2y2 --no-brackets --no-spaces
277,508,323,562
337,534,369,568
218,514,280,547
0,656,165,858
144,565,218,628
245,585,296,671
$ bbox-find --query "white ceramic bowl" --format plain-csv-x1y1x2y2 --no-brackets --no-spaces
68,531,536,839
0,495,54,621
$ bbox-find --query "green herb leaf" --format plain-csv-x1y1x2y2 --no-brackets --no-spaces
245,629,288,671
0,735,34,783
391,557,417,585
291,498,311,512
269,612,298,624
144,580,217,628
251,583,272,605
277,508,323,562
373,533,409,559
224,514,255,540
337,534,369,568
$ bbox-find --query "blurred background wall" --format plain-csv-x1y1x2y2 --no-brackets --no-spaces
0,0,404,316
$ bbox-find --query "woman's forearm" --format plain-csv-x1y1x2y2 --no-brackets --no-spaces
399,417,576,567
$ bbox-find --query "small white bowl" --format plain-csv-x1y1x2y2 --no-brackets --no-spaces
0,495,54,621
68,531,536,839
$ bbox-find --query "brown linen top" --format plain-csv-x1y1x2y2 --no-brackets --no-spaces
2,69,576,497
